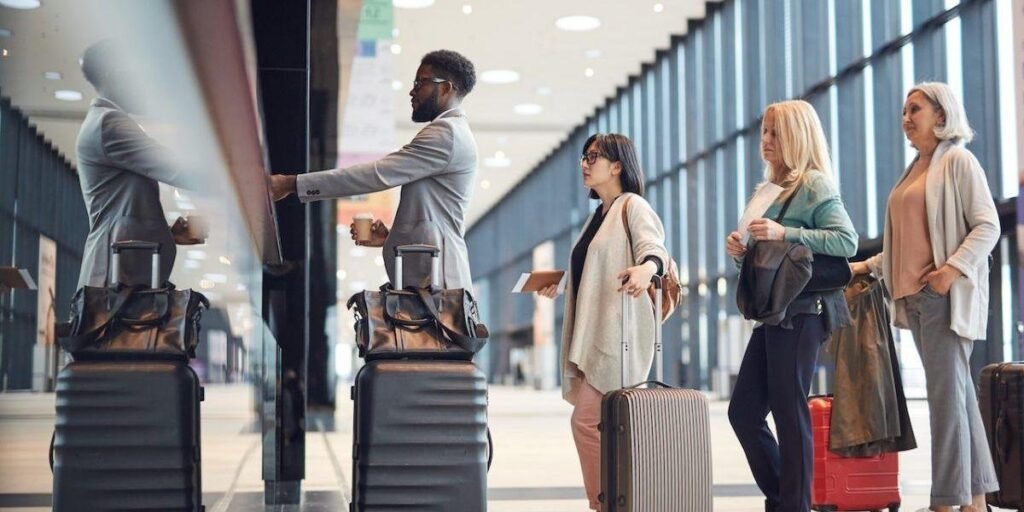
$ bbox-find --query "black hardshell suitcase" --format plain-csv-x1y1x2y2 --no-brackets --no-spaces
600,277,713,512
52,241,204,511
980,362,1024,511
52,360,204,511
350,359,488,512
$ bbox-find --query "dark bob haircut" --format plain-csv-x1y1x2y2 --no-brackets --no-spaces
421,50,476,97
581,133,646,200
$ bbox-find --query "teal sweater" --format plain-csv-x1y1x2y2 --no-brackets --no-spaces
739,171,858,264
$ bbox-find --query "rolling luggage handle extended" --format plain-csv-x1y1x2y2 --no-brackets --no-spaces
394,244,440,289
111,240,162,288
621,275,664,388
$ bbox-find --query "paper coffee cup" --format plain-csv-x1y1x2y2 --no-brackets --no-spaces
353,213,374,243
185,215,208,240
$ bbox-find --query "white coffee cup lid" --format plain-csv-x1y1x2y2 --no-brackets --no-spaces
353,213,373,220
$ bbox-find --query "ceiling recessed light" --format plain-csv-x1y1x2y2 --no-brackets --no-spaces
392,80,403,91
485,151,511,168
480,180,491,190
462,4,472,14
1,49,8,58
219,256,232,265
44,71,62,80
514,103,543,115
0,0,41,9
390,43,402,55
555,15,601,32
199,279,216,290
480,69,520,84
392,0,434,8
585,49,602,59
535,86,552,96
187,250,207,260
584,68,595,78
0,29,12,38
336,269,347,280
203,273,228,284
391,28,400,38
54,90,83,101
653,3,664,13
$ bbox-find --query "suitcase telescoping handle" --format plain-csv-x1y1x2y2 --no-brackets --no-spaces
393,244,440,289
621,275,663,388
110,240,161,288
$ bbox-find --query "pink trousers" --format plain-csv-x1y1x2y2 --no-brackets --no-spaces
571,376,604,511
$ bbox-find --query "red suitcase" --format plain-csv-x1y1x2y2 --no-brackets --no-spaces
810,396,901,512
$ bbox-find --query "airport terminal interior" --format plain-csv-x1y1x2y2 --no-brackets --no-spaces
0,0,1022,510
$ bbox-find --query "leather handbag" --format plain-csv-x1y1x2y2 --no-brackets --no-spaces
347,284,489,361
61,283,209,360
59,240,209,360
755,183,852,292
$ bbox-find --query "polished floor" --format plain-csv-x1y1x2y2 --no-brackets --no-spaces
0,382,940,511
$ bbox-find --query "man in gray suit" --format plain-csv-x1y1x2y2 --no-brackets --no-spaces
75,40,204,289
271,50,478,290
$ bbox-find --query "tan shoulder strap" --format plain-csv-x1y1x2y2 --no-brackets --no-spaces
620,195,634,253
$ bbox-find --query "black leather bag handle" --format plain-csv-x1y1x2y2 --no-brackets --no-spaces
60,285,137,353
413,287,487,354
773,185,800,224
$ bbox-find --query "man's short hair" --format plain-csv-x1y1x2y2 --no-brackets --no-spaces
421,50,476,96
80,39,134,89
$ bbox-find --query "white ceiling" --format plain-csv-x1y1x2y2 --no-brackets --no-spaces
388,0,712,226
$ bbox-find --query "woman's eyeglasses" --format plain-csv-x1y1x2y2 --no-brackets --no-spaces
581,151,605,165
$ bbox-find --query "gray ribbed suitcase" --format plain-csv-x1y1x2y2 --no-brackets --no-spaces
599,278,713,511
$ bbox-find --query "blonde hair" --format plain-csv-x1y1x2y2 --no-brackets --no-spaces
907,82,974,144
759,100,834,200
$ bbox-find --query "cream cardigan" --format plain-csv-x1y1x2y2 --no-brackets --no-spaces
865,140,1000,340
560,193,670,404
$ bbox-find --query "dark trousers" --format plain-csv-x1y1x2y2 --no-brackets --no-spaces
728,314,826,512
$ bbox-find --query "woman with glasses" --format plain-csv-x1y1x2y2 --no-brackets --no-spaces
726,100,858,512
851,82,1000,512
536,133,669,511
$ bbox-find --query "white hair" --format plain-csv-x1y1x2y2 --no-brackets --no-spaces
908,82,974,144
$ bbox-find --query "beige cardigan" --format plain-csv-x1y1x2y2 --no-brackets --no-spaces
865,140,1000,340
560,193,670,405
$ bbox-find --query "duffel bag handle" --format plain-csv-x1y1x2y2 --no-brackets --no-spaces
60,285,137,354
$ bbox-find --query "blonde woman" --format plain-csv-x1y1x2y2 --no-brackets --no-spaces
536,133,669,511
851,82,1000,512
726,100,858,512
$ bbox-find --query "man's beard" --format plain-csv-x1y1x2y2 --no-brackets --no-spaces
411,91,443,122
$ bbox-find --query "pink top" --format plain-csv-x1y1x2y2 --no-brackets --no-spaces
888,167,935,299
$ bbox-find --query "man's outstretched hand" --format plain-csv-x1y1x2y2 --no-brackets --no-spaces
270,174,297,201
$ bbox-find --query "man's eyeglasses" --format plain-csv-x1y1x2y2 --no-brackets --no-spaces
412,77,454,91
581,151,606,165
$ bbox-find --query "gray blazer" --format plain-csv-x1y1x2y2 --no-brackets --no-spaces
297,108,477,289
76,98,185,289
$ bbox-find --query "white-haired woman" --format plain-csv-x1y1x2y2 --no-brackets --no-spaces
726,100,858,512
851,82,1000,512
